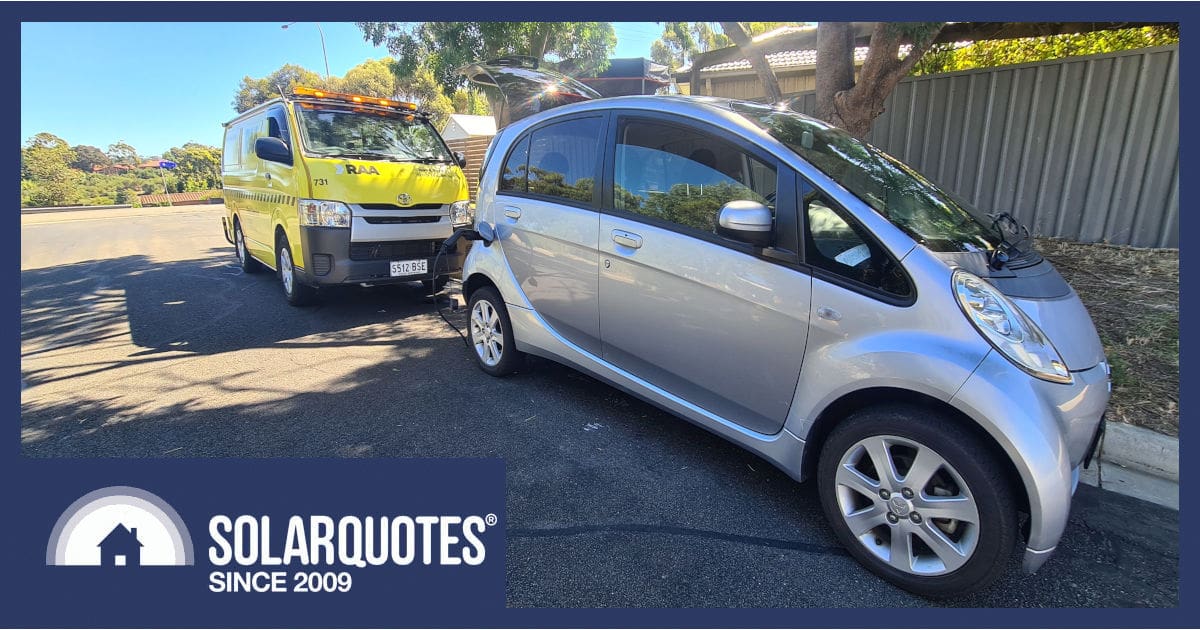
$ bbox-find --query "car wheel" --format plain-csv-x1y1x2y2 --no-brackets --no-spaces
467,287,524,376
817,404,1017,598
234,219,263,274
276,233,317,306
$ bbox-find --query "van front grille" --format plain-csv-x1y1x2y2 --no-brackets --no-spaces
359,203,444,211
349,240,441,261
362,216,442,224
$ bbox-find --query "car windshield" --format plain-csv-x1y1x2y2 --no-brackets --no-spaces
733,101,1002,253
294,102,453,163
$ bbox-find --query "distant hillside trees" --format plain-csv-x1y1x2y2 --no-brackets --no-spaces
20,133,222,208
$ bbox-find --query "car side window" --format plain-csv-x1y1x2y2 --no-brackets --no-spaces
802,179,912,298
499,136,530,193
526,117,601,204
613,118,776,234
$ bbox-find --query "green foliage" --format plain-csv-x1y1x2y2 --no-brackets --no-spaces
69,145,111,172
339,58,398,98
358,22,616,95
20,132,222,207
107,141,139,168
232,64,327,113
451,88,492,116
913,26,1179,76
163,142,223,191
22,133,82,207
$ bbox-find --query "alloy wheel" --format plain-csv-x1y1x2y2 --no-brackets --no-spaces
834,434,980,575
470,299,504,367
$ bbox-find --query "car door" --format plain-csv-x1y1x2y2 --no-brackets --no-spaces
491,114,606,355
597,113,812,435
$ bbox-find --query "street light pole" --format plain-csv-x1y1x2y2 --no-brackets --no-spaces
281,22,330,83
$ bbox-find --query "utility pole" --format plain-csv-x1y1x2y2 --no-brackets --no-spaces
282,22,331,84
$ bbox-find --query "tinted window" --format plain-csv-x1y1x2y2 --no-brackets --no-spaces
526,117,601,204
734,101,1001,253
613,119,776,234
499,136,530,193
802,179,911,298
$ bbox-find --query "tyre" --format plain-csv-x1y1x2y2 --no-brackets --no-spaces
467,287,524,376
423,276,450,295
276,233,318,306
816,404,1017,598
233,218,263,274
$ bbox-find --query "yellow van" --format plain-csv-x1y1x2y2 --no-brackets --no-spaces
220,86,472,305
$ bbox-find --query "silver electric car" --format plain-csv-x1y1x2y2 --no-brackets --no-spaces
458,60,1110,597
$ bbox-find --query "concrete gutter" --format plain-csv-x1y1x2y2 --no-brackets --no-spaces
1080,420,1179,510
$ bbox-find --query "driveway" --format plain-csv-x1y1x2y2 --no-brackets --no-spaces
20,205,1178,607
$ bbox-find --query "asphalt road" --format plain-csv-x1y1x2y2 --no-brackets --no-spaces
21,205,1178,607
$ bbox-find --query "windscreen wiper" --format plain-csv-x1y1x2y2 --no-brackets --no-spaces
986,211,1031,270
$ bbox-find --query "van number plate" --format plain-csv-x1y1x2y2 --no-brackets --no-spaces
390,259,428,277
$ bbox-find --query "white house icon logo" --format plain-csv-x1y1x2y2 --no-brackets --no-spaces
46,486,194,567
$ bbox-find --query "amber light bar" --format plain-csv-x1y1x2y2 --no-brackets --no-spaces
292,86,417,111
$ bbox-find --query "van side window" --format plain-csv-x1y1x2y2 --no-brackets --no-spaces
499,136,530,193
223,128,241,168
526,118,601,204
613,119,776,234
801,179,911,298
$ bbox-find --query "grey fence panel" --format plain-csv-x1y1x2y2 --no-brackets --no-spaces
784,45,1178,247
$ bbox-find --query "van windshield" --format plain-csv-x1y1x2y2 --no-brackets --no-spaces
733,101,1002,253
293,102,454,163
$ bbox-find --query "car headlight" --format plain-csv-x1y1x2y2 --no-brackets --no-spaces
450,200,474,227
952,269,1072,384
298,199,351,228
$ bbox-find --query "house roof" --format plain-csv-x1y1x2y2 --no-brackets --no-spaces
99,524,143,548
444,115,497,137
693,46,873,74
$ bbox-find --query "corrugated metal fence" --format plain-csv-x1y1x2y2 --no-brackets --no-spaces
786,46,1178,247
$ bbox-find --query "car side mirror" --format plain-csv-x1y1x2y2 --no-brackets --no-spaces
716,200,773,247
454,151,467,168
255,137,292,165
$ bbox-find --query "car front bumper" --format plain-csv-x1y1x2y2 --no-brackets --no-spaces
950,350,1110,573
295,226,466,287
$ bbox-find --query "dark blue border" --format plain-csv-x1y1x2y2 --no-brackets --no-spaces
10,2,1195,627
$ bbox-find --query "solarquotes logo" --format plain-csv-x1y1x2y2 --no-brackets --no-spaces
44,484,499,594
46,486,194,567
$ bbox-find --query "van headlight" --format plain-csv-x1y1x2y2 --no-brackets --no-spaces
952,269,1072,384
450,200,474,227
298,199,351,228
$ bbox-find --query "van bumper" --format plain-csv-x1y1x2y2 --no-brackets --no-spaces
949,351,1110,574
295,226,465,287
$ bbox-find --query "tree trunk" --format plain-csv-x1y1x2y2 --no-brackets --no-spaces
814,22,856,124
820,23,945,138
720,22,783,103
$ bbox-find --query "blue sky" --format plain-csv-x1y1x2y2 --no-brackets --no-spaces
21,22,662,157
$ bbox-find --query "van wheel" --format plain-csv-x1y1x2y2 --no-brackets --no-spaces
817,404,1017,599
234,219,263,274
276,233,317,306
467,287,524,376
423,277,450,295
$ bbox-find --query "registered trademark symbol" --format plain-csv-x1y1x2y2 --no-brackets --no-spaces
485,513,498,527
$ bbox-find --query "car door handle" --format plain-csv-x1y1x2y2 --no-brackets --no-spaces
503,206,522,219
611,229,643,249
